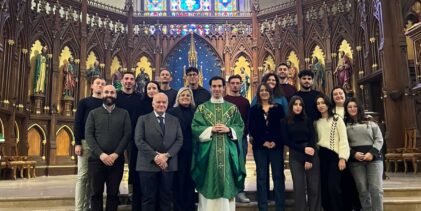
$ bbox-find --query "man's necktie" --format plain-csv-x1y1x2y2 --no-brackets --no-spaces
158,115,165,134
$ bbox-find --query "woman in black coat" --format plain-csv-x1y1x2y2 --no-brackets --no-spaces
167,87,196,211
248,83,285,211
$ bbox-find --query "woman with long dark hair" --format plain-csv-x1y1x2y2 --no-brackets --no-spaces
330,86,362,211
344,98,384,211
139,81,161,116
249,83,285,211
251,73,288,114
314,94,349,211
281,96,321,211
167,87,197,211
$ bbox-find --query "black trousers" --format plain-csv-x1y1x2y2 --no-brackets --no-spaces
128,142,142,211
173,152,196,211
319,147,343,211
139,171,174,211
89,157,124,211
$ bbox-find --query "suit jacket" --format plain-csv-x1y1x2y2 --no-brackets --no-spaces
135,112,183,172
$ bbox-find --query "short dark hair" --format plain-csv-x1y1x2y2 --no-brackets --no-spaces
228,74,242,83
91,76,104,84
298,69,314,78
186,67,199,75
277,63,289,69
122,71,135,78
209,76,225,86
160,69,172,76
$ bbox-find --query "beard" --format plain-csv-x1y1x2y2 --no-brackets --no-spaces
103,96,116,106
301,83,311,90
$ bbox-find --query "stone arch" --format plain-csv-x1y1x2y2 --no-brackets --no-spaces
60,24,80,60
86,30,105,63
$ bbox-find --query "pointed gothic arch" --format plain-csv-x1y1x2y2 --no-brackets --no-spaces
55,125,74,157
27,124,47,157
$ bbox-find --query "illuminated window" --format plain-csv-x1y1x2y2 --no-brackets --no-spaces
170,0,211,11
144,0,166,16
215,0,237,12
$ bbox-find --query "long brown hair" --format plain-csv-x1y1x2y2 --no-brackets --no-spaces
255,83,273,106
261,73,285,98
287,96,308,124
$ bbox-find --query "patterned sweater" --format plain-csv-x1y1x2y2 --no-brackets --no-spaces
315,115,350,160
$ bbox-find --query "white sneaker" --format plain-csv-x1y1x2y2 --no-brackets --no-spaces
236,192,250,203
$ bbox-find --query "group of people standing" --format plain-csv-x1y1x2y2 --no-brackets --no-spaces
73,62,384,211
249,63,384,211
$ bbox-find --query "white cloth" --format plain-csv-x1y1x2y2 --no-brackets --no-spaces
198,193,235,211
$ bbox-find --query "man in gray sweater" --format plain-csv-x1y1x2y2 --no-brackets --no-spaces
85,84,131,211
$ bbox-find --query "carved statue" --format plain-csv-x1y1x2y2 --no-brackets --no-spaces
334,51,353,91
135,68,150,94
311,56,325,92
63,58,77,97
287,60,298,86
112,67,123,91
87,61,101,80
33,46,49,94
239,67,250,98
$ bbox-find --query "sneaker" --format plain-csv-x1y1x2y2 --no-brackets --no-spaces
236,192,250,203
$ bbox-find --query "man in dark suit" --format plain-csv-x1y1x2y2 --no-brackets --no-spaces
135,93,183,211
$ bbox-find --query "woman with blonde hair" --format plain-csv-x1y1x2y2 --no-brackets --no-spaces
167,87,196,211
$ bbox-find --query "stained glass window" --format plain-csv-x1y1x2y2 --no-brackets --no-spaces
144,0,166,16
170,0,212,16
143,0,239,16
215,0,237,12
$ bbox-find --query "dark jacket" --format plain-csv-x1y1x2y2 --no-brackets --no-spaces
248,103,285,150
135,112,183,172
167,106,195,155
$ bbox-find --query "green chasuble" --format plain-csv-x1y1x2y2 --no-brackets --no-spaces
191,100,246,199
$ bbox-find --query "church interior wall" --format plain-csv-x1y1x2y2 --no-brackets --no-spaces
0,0,418,175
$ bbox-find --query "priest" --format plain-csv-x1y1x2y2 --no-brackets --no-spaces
191,76,246,211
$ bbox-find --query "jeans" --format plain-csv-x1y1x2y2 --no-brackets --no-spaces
254,149,285,211
75,140,91,211
349,160,384,211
